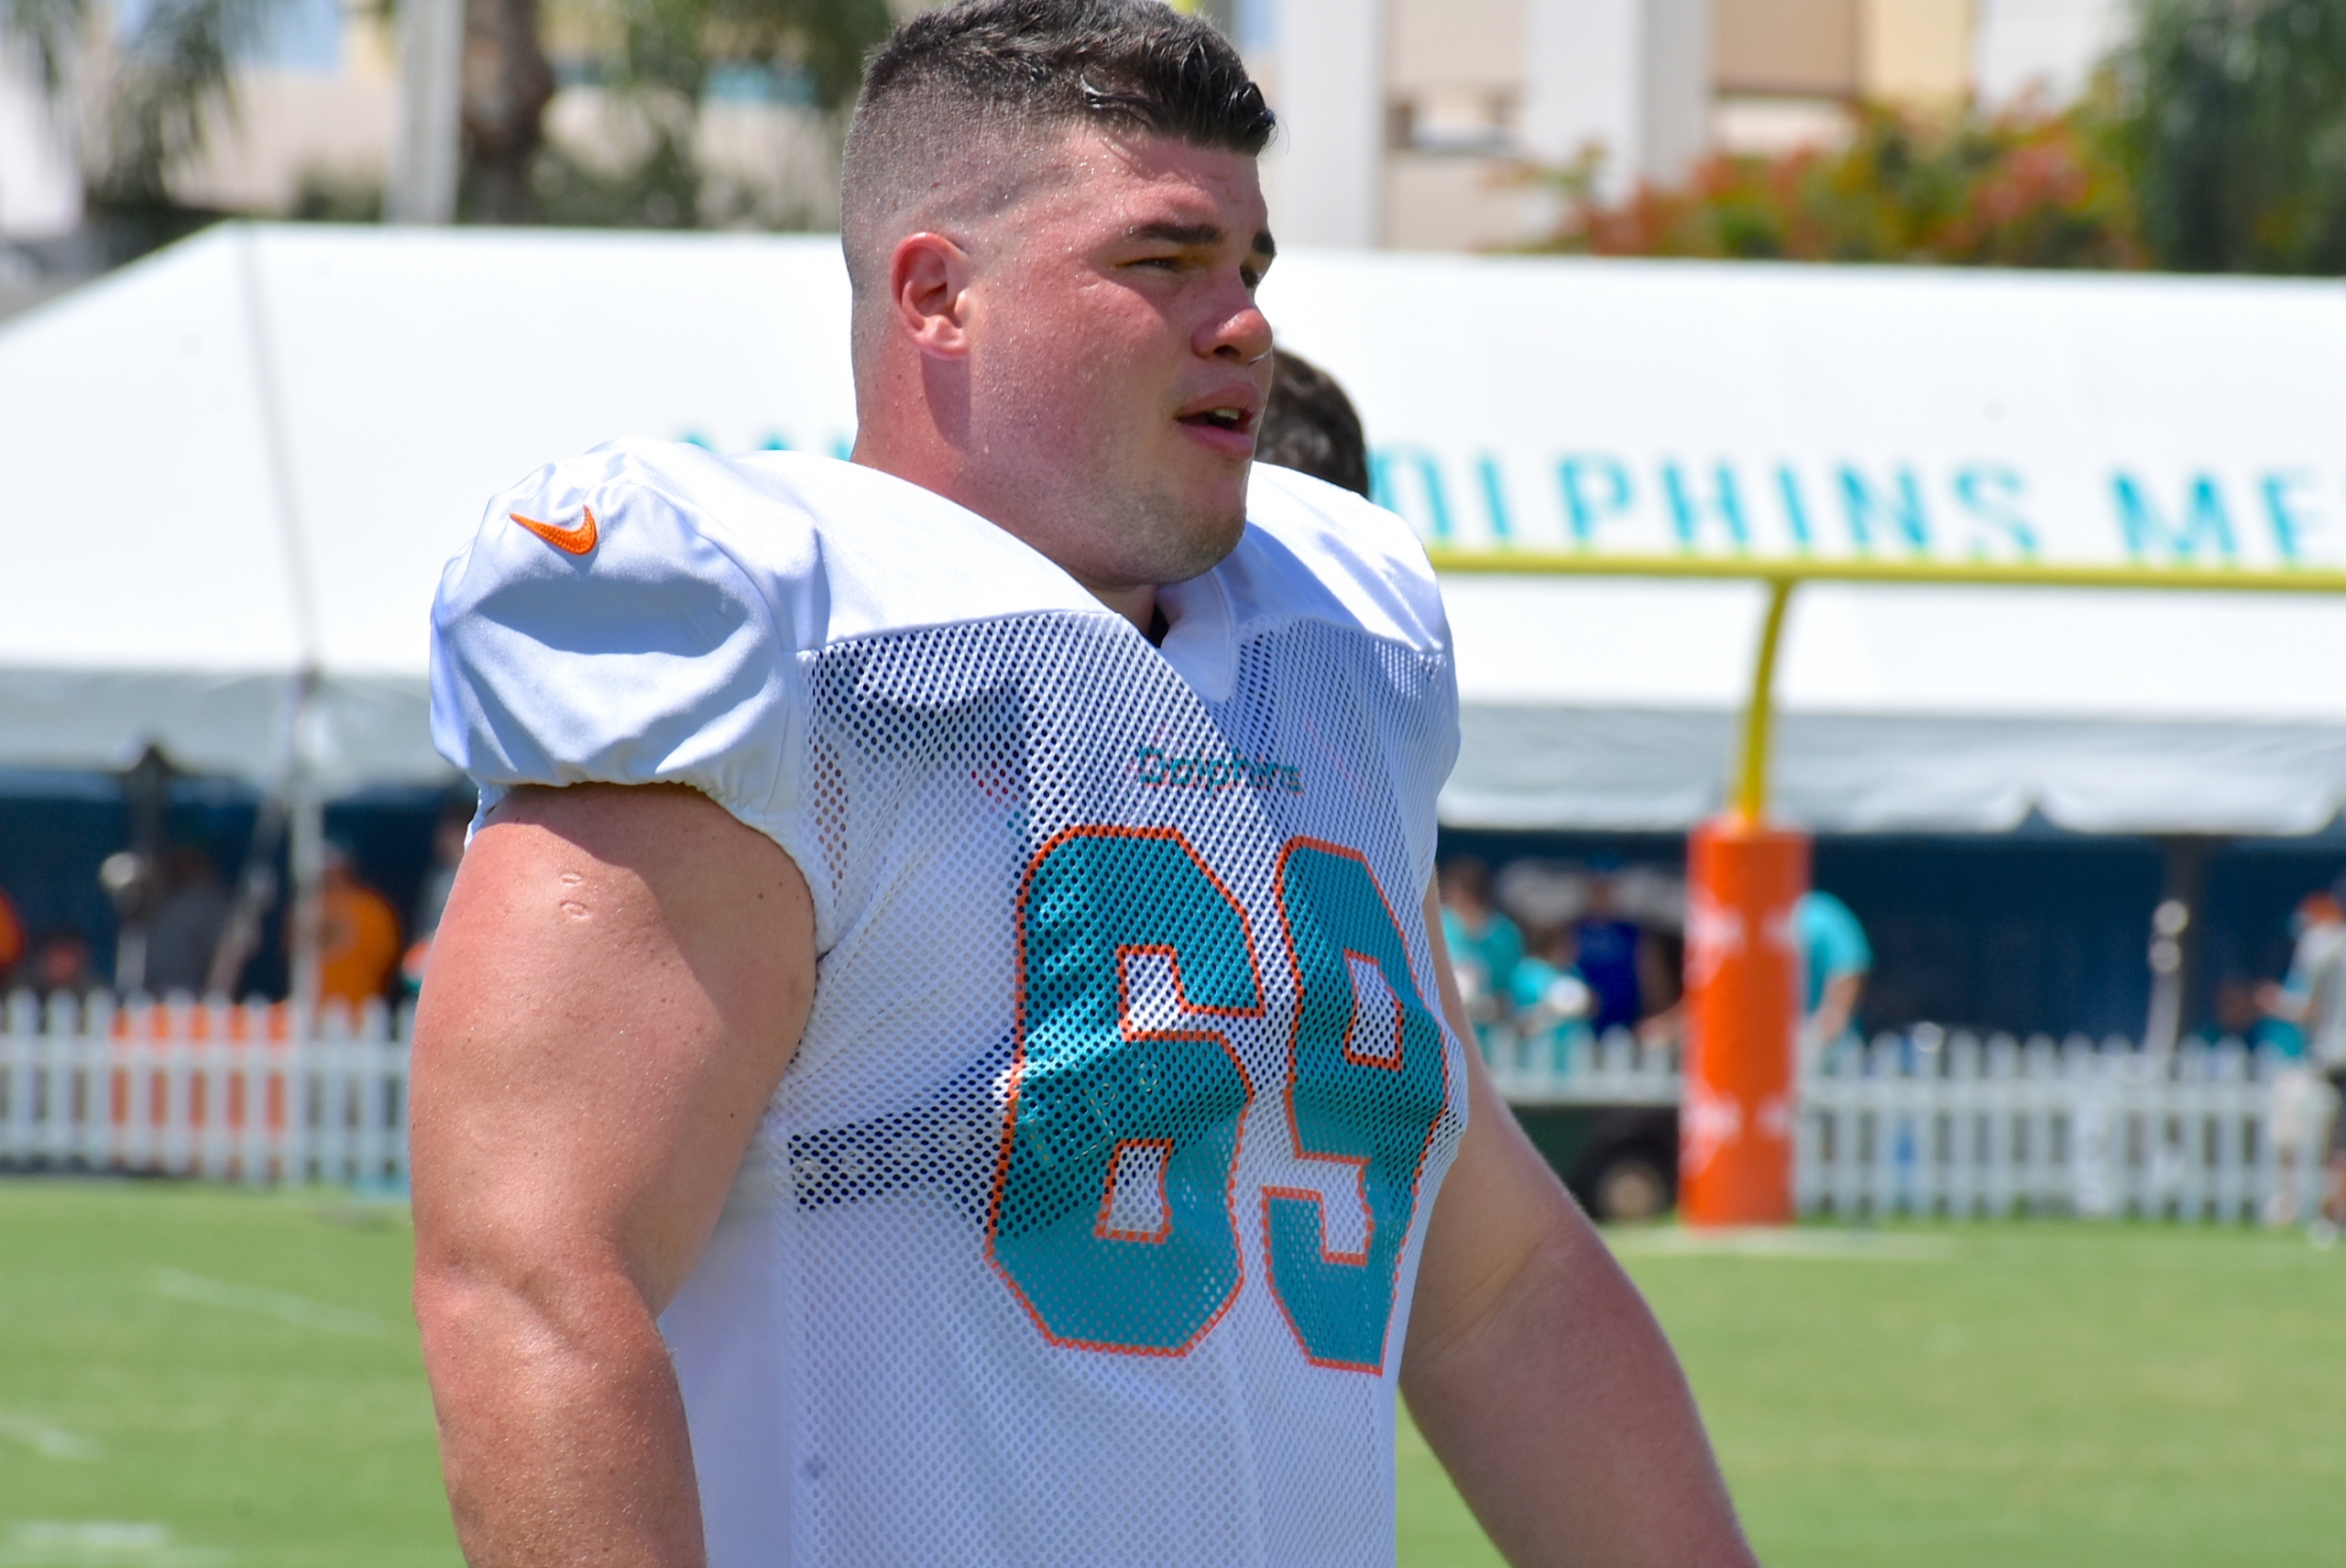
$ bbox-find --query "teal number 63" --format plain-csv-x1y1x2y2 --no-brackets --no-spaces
987,827,1452,1372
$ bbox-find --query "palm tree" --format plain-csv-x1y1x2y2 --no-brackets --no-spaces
463,0,558,223
533,0,889,227
4,0,285,216
2,0,891,235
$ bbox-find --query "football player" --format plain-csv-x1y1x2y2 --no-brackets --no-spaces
411,3,1757,1564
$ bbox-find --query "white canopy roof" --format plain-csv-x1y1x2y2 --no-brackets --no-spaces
2,224,2342,831
0,224,855,792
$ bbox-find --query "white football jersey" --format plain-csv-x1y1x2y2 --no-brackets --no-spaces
431,442,1470,1568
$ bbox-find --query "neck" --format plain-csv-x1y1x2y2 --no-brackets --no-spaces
851,408,1161,635
1090,580,1160,633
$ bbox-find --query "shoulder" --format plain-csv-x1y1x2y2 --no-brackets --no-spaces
1220,463,1448,657
1803,891,1858,927
430,441,1115,823
435,439,1102,656
428,439,836,825
1804,894,1871,963
433,438,823,660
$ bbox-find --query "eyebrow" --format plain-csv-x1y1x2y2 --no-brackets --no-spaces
1126,221,1278,260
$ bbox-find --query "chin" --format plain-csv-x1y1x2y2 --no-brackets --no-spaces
1185,510,1251,581
1193,478,1254,542
1132,501,1247,587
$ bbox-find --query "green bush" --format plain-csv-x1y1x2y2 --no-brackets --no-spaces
1534,0,2346,277
1529,98,2142,269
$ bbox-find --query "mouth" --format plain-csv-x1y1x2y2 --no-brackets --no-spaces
1176,405,1258,435
1173,387,1263,464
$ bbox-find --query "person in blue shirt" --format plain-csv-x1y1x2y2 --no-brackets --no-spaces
1573,861,1667,1037
1798,889,1872,1049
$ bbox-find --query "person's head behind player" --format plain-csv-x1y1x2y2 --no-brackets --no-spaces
842,0,1278,616
1255,348,1371,498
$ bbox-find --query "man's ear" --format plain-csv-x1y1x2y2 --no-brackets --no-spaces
890,232,973,359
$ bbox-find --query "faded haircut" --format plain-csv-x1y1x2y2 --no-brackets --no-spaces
840,0,1276,305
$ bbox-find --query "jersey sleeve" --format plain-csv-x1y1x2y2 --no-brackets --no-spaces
429,440,812,865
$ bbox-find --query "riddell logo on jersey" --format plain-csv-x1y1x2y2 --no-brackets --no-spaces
1133,744,1304,795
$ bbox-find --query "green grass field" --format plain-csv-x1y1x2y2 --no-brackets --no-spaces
2,1182,2342,1566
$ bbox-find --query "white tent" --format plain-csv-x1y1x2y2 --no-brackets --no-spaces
3,224,2344,833
0,224,854,795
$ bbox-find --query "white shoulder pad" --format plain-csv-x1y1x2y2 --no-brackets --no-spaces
1226,463,1451,656
429,438,815,840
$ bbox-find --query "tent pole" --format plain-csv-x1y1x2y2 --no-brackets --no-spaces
1734,579,1796,821
289,775,323,1017
237,226,326,1020
287,672,323,1020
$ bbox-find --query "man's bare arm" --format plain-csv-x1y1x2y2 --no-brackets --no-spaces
410,784,816,1568
1403,887,1755,1568
1812,970,1865,1045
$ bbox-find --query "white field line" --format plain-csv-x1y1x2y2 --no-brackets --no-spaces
1606,1227,1957,1262
151,1268,383,1337
0,1522,226,1567
0,1416,96,1461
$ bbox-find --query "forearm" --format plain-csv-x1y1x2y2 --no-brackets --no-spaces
1401,1222,1753,1568
1412,885,1752,1567
419,1266,704,1568
2261,982,2308,1024
1812,973,1863,1042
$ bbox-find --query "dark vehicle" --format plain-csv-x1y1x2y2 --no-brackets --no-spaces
1509,1102,1678,1223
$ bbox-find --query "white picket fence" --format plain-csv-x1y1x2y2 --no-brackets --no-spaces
0,992,411,1188
1486,1025,1681,1108
1483,1023,2341,1225
1,992,2331,1222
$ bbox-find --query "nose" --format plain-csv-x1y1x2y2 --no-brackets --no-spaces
1199,292,1274,366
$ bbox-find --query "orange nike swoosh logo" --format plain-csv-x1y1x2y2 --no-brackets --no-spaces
510,505,598,555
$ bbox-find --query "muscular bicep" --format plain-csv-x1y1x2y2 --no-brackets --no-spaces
411,783,816,1315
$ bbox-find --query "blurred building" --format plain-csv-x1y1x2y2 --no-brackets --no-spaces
2,0,2128,260
1252,0,2130,250
0,33,82,243
0,0,395,244
174,0,400,217
0,0,848,254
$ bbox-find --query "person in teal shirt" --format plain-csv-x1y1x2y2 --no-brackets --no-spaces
1437,858,1523,1020
1504,926,1595,1074
1798,890,1871,1048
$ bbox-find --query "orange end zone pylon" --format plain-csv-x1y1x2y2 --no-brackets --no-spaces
1680,815,1808,1228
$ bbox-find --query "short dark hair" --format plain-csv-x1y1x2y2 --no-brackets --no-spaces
842,1,1276,304
1255,349,1370,498
1440,857,1493,904
856,0,1275,158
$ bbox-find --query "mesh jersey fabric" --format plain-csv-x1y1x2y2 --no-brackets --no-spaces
431,441,1471,1568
